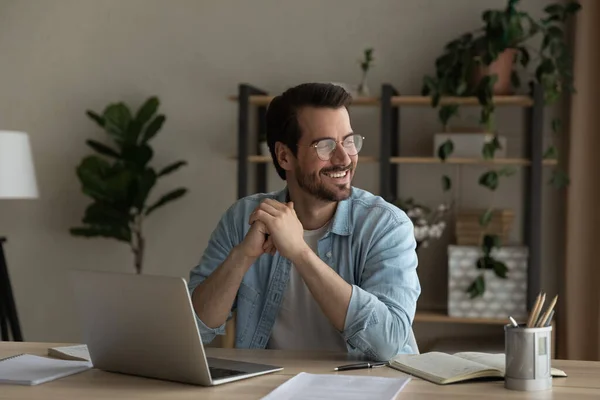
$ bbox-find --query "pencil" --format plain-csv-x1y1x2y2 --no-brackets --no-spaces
527,292,545,328
537,294,558,327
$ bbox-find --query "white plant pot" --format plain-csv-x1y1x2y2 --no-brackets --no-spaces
259,141,269,156
447,245,528,320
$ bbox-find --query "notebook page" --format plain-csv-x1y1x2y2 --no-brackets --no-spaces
390,352,493,382
453,352,505,373
261,372,410,400
0,354,92,385
48,344,91,362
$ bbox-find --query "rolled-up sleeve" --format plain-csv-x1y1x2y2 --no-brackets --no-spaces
188,205,239,344
341,216,420,361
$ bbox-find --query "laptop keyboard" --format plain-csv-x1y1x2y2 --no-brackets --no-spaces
209,366,247,379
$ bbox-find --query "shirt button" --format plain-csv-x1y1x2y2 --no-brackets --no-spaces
326,252,332,258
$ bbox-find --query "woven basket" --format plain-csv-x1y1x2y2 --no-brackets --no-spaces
455,209,514,245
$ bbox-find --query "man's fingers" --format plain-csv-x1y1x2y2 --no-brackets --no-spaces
249,209,275,226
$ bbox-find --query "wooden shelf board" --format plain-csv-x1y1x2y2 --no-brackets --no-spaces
390,157,558,166
228,95,534,107
233,155,558,166
391,95,533,107
237,155,379,163
415,310,509,325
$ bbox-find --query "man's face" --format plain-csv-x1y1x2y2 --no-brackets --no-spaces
290,106,358,202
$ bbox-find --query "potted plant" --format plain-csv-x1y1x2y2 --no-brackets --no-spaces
70,96,188,274
357,48,374,96
422,0,580,298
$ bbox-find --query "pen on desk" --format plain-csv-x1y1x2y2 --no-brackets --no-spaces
333,361,388,371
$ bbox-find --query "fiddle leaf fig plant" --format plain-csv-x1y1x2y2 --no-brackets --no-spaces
70,96,188,274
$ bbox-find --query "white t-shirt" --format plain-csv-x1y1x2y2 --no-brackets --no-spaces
267,222,348,352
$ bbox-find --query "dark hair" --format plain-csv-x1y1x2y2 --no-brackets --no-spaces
265,83,352,180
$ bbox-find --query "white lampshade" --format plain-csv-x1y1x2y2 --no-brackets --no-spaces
0,131,39,199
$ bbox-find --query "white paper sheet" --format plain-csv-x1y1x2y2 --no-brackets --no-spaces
261,372,411,400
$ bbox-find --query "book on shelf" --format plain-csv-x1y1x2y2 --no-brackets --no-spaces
388,352,566,385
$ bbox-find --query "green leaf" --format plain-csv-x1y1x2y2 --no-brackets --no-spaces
543,4,563,16
103,103,132,141
565,1,582,15
482,234,500,255
466,275,486,298
493,260,508,278
86,140,120,158
549,168,570,189
140,115,165,144
70,225,131,243
543,145,558,159
441,175,452,192
103,167,136,206
86,110,105,128
547,26,563,39
480,208,494,227
536,59,555,82
158,160,187,177
135,97,159,126
479,171,499,190
145,188,187,216
482,143,495,159
121,145,153,169
76,156,112,201
132,168,157,210
517,47,530,67
437,139,454,161
82,202,131,226
439,106,459,127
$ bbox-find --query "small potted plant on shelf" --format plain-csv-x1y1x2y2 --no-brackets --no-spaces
357,48,374,96
395,198,451,251
421,0,580,299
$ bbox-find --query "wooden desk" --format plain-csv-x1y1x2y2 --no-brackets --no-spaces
1,342,599,399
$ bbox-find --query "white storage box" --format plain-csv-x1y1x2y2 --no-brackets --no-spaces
434,133,507,158
447,245,527,320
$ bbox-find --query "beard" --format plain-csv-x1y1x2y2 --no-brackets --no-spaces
295,163,354,202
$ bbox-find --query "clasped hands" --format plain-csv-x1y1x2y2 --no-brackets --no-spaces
239,199,308,262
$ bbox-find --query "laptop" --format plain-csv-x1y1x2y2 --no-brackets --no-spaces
69,270,283,386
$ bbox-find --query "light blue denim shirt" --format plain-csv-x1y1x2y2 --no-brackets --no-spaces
188,186,420,361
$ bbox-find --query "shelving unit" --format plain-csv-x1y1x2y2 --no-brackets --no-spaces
232,82,549,324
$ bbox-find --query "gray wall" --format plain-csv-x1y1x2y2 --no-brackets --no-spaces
0,0,563,345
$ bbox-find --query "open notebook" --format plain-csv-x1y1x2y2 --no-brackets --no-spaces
389,352,567,385
0,354,92,385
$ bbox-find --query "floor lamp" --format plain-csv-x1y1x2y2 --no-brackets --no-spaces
0,131,39,341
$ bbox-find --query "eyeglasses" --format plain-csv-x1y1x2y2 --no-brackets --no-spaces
300,133,364,161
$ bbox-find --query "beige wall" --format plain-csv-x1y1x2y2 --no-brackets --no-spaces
0,0,563,344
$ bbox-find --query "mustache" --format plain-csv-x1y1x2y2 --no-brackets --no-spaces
320,163,354,174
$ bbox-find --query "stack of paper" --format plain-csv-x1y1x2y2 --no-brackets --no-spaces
0,354,92,385
262,372,410,400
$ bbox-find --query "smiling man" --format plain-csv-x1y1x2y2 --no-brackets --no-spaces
189,83,420,360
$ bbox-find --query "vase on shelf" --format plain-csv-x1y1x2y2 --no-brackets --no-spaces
357,71,369,96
